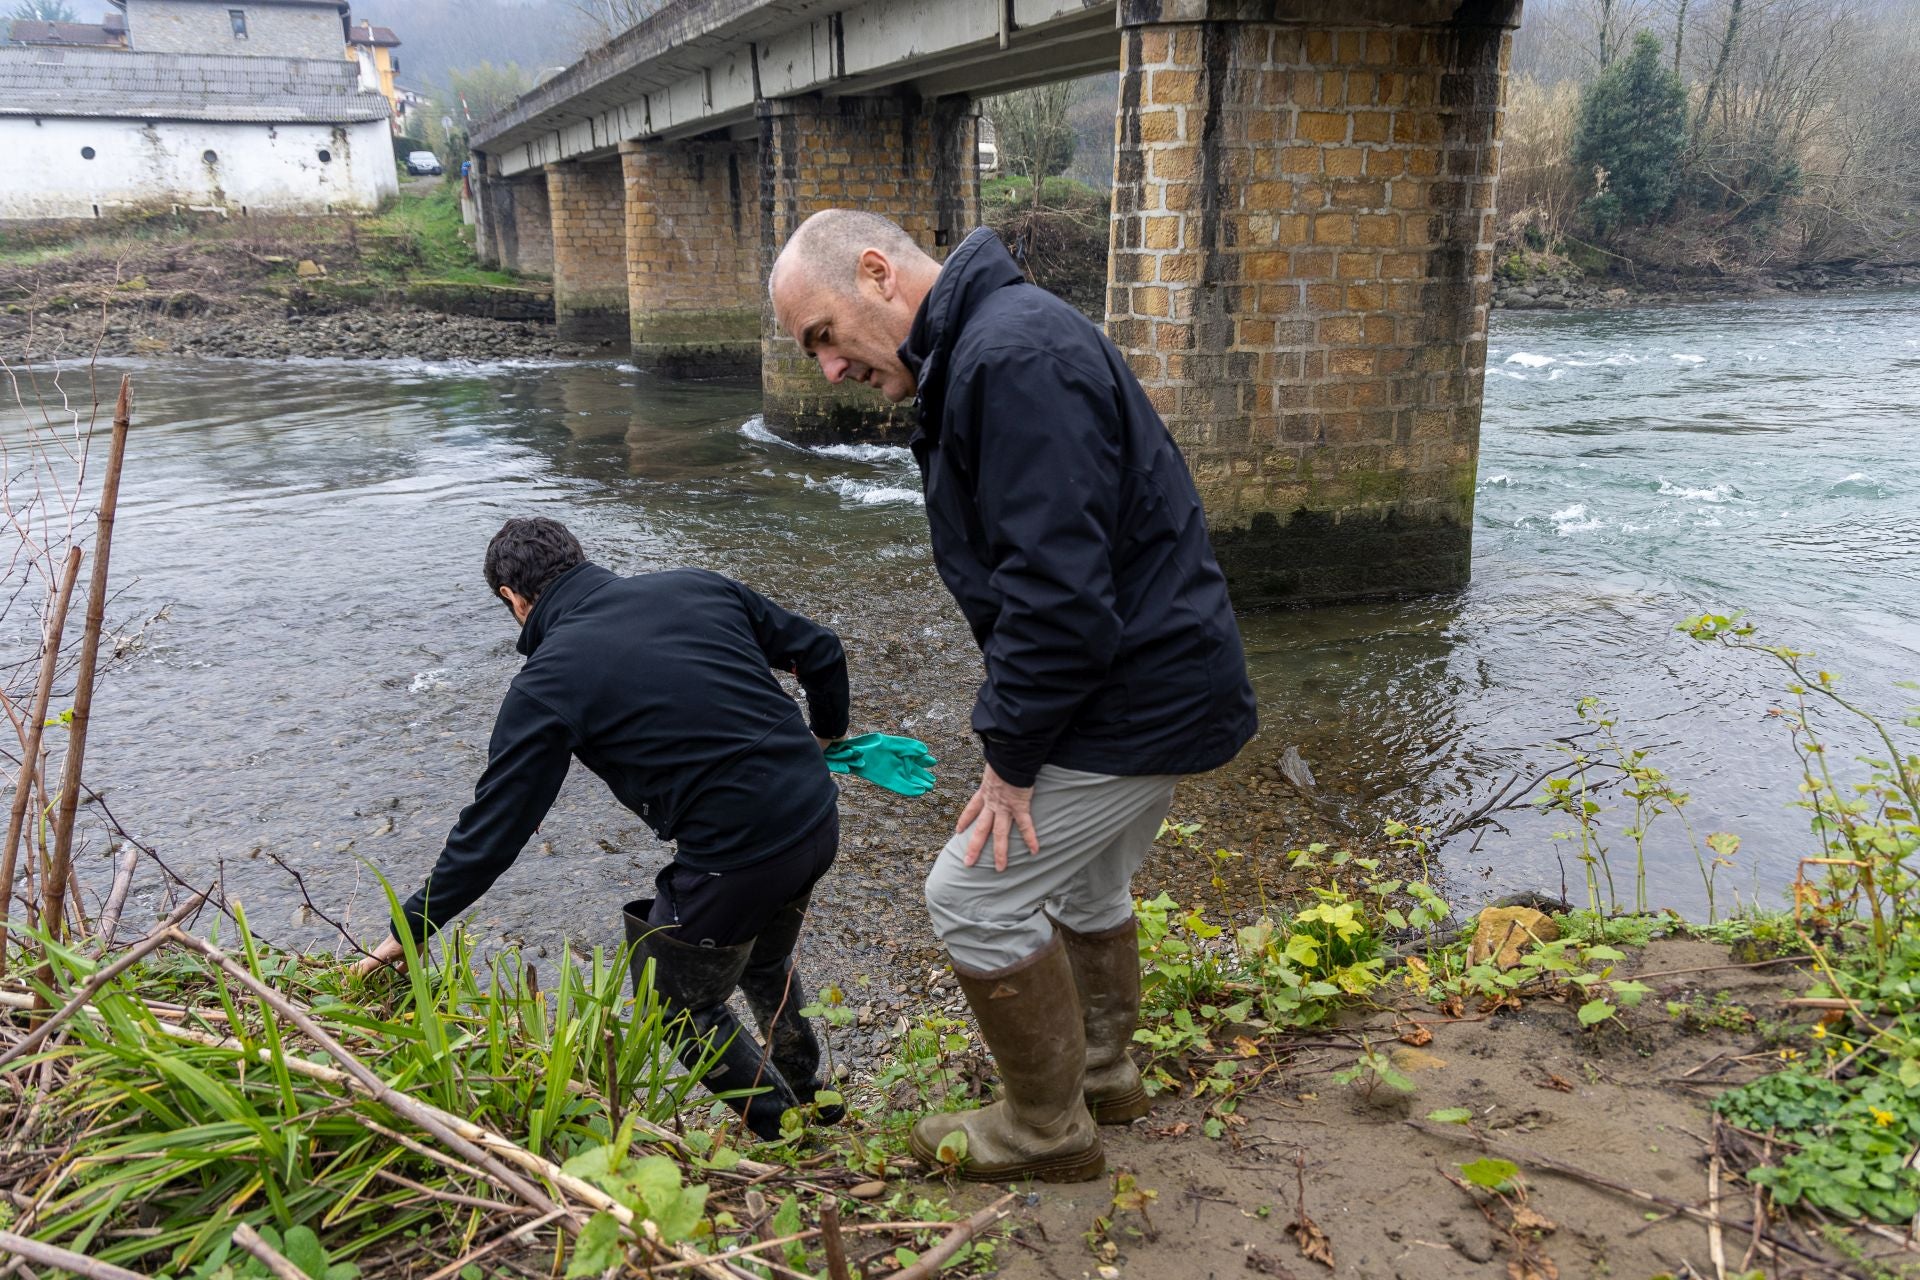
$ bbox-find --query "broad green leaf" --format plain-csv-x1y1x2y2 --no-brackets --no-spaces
1427,1108,1473,1125
1460,1157,1519,1192
936,1130,969,1165
1578,999,1615,1027
565,1212,624,1278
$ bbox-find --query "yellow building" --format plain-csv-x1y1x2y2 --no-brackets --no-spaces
345,19,408,135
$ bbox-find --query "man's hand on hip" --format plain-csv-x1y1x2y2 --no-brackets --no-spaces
352,933,407,979
957,764,1040,872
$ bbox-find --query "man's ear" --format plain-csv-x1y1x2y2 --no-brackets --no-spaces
858,248,895,301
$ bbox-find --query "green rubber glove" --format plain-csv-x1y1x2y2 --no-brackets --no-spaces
824,732,938,797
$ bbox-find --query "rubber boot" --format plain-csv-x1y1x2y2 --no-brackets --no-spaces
623,899,801,1142
736,893,844,1124
1058,917,1152,1124
908,933,1104,1183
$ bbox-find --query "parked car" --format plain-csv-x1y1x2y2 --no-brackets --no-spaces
405,150,443,176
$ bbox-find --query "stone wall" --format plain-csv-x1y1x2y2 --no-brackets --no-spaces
123,0,345,59
621,137,762,376
545,159,630,343
1110,0,1521,605
758,93,978,440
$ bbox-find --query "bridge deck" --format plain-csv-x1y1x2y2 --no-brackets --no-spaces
473,0,1119,176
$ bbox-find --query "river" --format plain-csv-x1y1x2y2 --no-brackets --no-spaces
5,287,1915,1018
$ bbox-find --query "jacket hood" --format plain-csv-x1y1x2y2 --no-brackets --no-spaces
899,227,1026,439
517,561,617,655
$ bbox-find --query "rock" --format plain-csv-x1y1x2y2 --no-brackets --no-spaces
848,1181,887,1199
1278,745,1316,791
1466,906,1560,970
295,260,327,278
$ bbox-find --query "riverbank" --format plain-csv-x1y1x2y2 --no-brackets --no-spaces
0,185,589,364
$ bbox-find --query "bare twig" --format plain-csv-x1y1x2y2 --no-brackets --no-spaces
92,845,138,957
879,1195,1017,1280
0,1230,147,1280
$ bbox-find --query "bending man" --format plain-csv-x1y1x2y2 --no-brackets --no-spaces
357,517,849,1140
770,212,1257,1182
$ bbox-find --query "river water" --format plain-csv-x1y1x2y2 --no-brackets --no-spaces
5,287,1916,994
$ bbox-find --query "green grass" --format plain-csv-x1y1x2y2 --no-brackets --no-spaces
360,184,519,288
981,173,1109,217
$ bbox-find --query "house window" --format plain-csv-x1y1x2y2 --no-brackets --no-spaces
390,57,399,74
229,9,247,38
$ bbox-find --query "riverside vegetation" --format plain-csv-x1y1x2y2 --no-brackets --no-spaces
3,371,1918,1275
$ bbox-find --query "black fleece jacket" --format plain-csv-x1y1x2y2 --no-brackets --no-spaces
899,228,1258,787
396,563,847,940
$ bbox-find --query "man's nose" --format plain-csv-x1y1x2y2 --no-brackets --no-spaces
819,353,850,383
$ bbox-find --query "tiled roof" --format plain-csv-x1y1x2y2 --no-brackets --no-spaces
0,47,392,123
7,19,129,48
346,23,400,47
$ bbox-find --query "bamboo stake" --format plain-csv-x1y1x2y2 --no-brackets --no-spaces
41,376,133,955
0,1229,148,1280
0,545,83,978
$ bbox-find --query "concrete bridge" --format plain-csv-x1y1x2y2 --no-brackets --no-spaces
469,0,1524,605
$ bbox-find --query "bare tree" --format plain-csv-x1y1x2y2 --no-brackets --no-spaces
984,83,1078,210
567,0,668,44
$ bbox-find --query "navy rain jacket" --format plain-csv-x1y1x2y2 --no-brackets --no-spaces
898,228,1257,787
397,563,847,940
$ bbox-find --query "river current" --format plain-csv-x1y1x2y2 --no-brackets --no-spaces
5,287,1916,976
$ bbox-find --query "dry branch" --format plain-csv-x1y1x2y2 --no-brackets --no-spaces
0,545,82,977
41,375,132,955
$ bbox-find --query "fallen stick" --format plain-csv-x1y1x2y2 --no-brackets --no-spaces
0,545,83,977
42,376,134,955
229,1224,306,1280
0,1229,147,1280
1403,1120,1832,1267
0,895,202,1070
92,846,139,957
881,1194,1017,1280
159,930,754,1280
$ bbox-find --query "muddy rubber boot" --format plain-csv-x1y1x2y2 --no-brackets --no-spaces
623,899,802,1142
737,893,844,1124
1058,917,1151,1124
908,933,1104,1183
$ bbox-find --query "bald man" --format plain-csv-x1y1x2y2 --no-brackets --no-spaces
771,212,1256,1183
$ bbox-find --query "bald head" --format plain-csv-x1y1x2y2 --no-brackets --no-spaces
768,209,945,404
769,209,934,297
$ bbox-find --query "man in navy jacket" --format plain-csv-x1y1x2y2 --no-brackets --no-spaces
357,517,849,1139
770,212,1256,1182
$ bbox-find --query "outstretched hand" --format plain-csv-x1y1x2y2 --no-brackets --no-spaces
957,764,1039,873
352,934,407,979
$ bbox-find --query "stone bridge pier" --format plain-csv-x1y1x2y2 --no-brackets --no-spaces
1109,0,1522,603
545,158,631,343
757,93,979,441
470,161,553,277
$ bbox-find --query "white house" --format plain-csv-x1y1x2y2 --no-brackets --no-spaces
0,0,395,221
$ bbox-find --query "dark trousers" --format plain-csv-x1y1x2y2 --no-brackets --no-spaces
648,809,839,946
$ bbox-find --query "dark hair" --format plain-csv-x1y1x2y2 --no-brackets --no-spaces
484,517,584,606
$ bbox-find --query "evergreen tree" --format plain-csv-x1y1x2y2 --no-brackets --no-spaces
1573,30,1688,232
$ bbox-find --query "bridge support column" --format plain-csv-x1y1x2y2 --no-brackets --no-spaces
620,137,763,377
758,93,978,441
545,158,630,345
473,164,552,276
1111,0,1522,605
